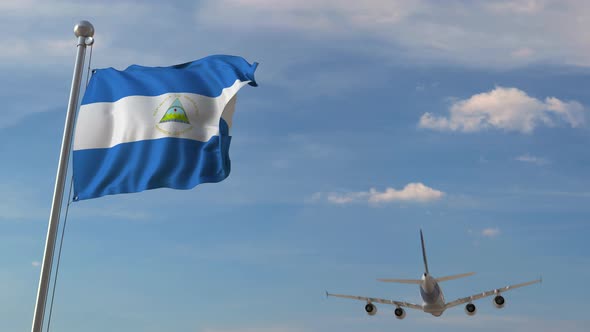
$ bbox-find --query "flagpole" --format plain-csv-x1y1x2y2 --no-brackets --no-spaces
31,21,94,332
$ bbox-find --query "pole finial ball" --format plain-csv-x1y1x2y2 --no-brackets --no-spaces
74,21,95,38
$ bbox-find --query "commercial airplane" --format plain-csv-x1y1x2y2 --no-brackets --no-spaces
326,230,541,319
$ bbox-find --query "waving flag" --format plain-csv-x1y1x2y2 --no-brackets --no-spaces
72,55,257,200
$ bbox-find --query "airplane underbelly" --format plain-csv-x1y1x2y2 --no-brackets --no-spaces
421,284,445,315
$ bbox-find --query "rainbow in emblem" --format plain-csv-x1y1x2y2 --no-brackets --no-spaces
159,98,190,124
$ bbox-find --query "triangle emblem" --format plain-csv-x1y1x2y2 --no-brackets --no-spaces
159,98,190,124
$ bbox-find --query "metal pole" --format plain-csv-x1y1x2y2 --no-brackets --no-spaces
31,21,94,332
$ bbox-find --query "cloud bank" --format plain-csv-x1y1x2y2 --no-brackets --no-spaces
197,0,590,68
4,1,590,69
419,87,586,133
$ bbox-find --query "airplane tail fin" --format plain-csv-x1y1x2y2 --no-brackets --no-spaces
377,278,422,284
435,272,475,282
420,229,429,275
378,230,435,284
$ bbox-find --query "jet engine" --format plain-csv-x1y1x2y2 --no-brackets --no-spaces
464,303,477,316
394,307,406,319
493,295,505,309
365,303,377,316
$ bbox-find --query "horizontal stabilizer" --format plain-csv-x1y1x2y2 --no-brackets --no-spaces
435,272,475,282
377,278,422,284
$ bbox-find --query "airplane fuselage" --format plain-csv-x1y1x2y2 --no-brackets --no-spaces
420,273,445,316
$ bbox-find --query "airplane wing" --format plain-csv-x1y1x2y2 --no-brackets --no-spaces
326,291,423,310
444,278,542,309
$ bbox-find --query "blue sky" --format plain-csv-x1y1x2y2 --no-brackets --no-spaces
1,0,589,331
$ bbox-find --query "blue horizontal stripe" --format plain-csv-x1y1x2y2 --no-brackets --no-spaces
73,135,232,201
82,55,258,104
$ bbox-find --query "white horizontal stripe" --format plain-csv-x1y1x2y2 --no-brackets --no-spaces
74,79,248,150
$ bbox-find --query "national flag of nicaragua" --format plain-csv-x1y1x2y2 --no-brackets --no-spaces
72,55,258,201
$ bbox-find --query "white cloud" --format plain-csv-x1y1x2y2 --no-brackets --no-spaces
326,191,368,205
516,153,549,165
368,183,445,203
484,0,546,14
313,182,445,205
419,87,586,133
511,47,535,59
198,0,425,33
0,0,150,18
0,1,163,69
31,261,40,267
482,227,501,238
